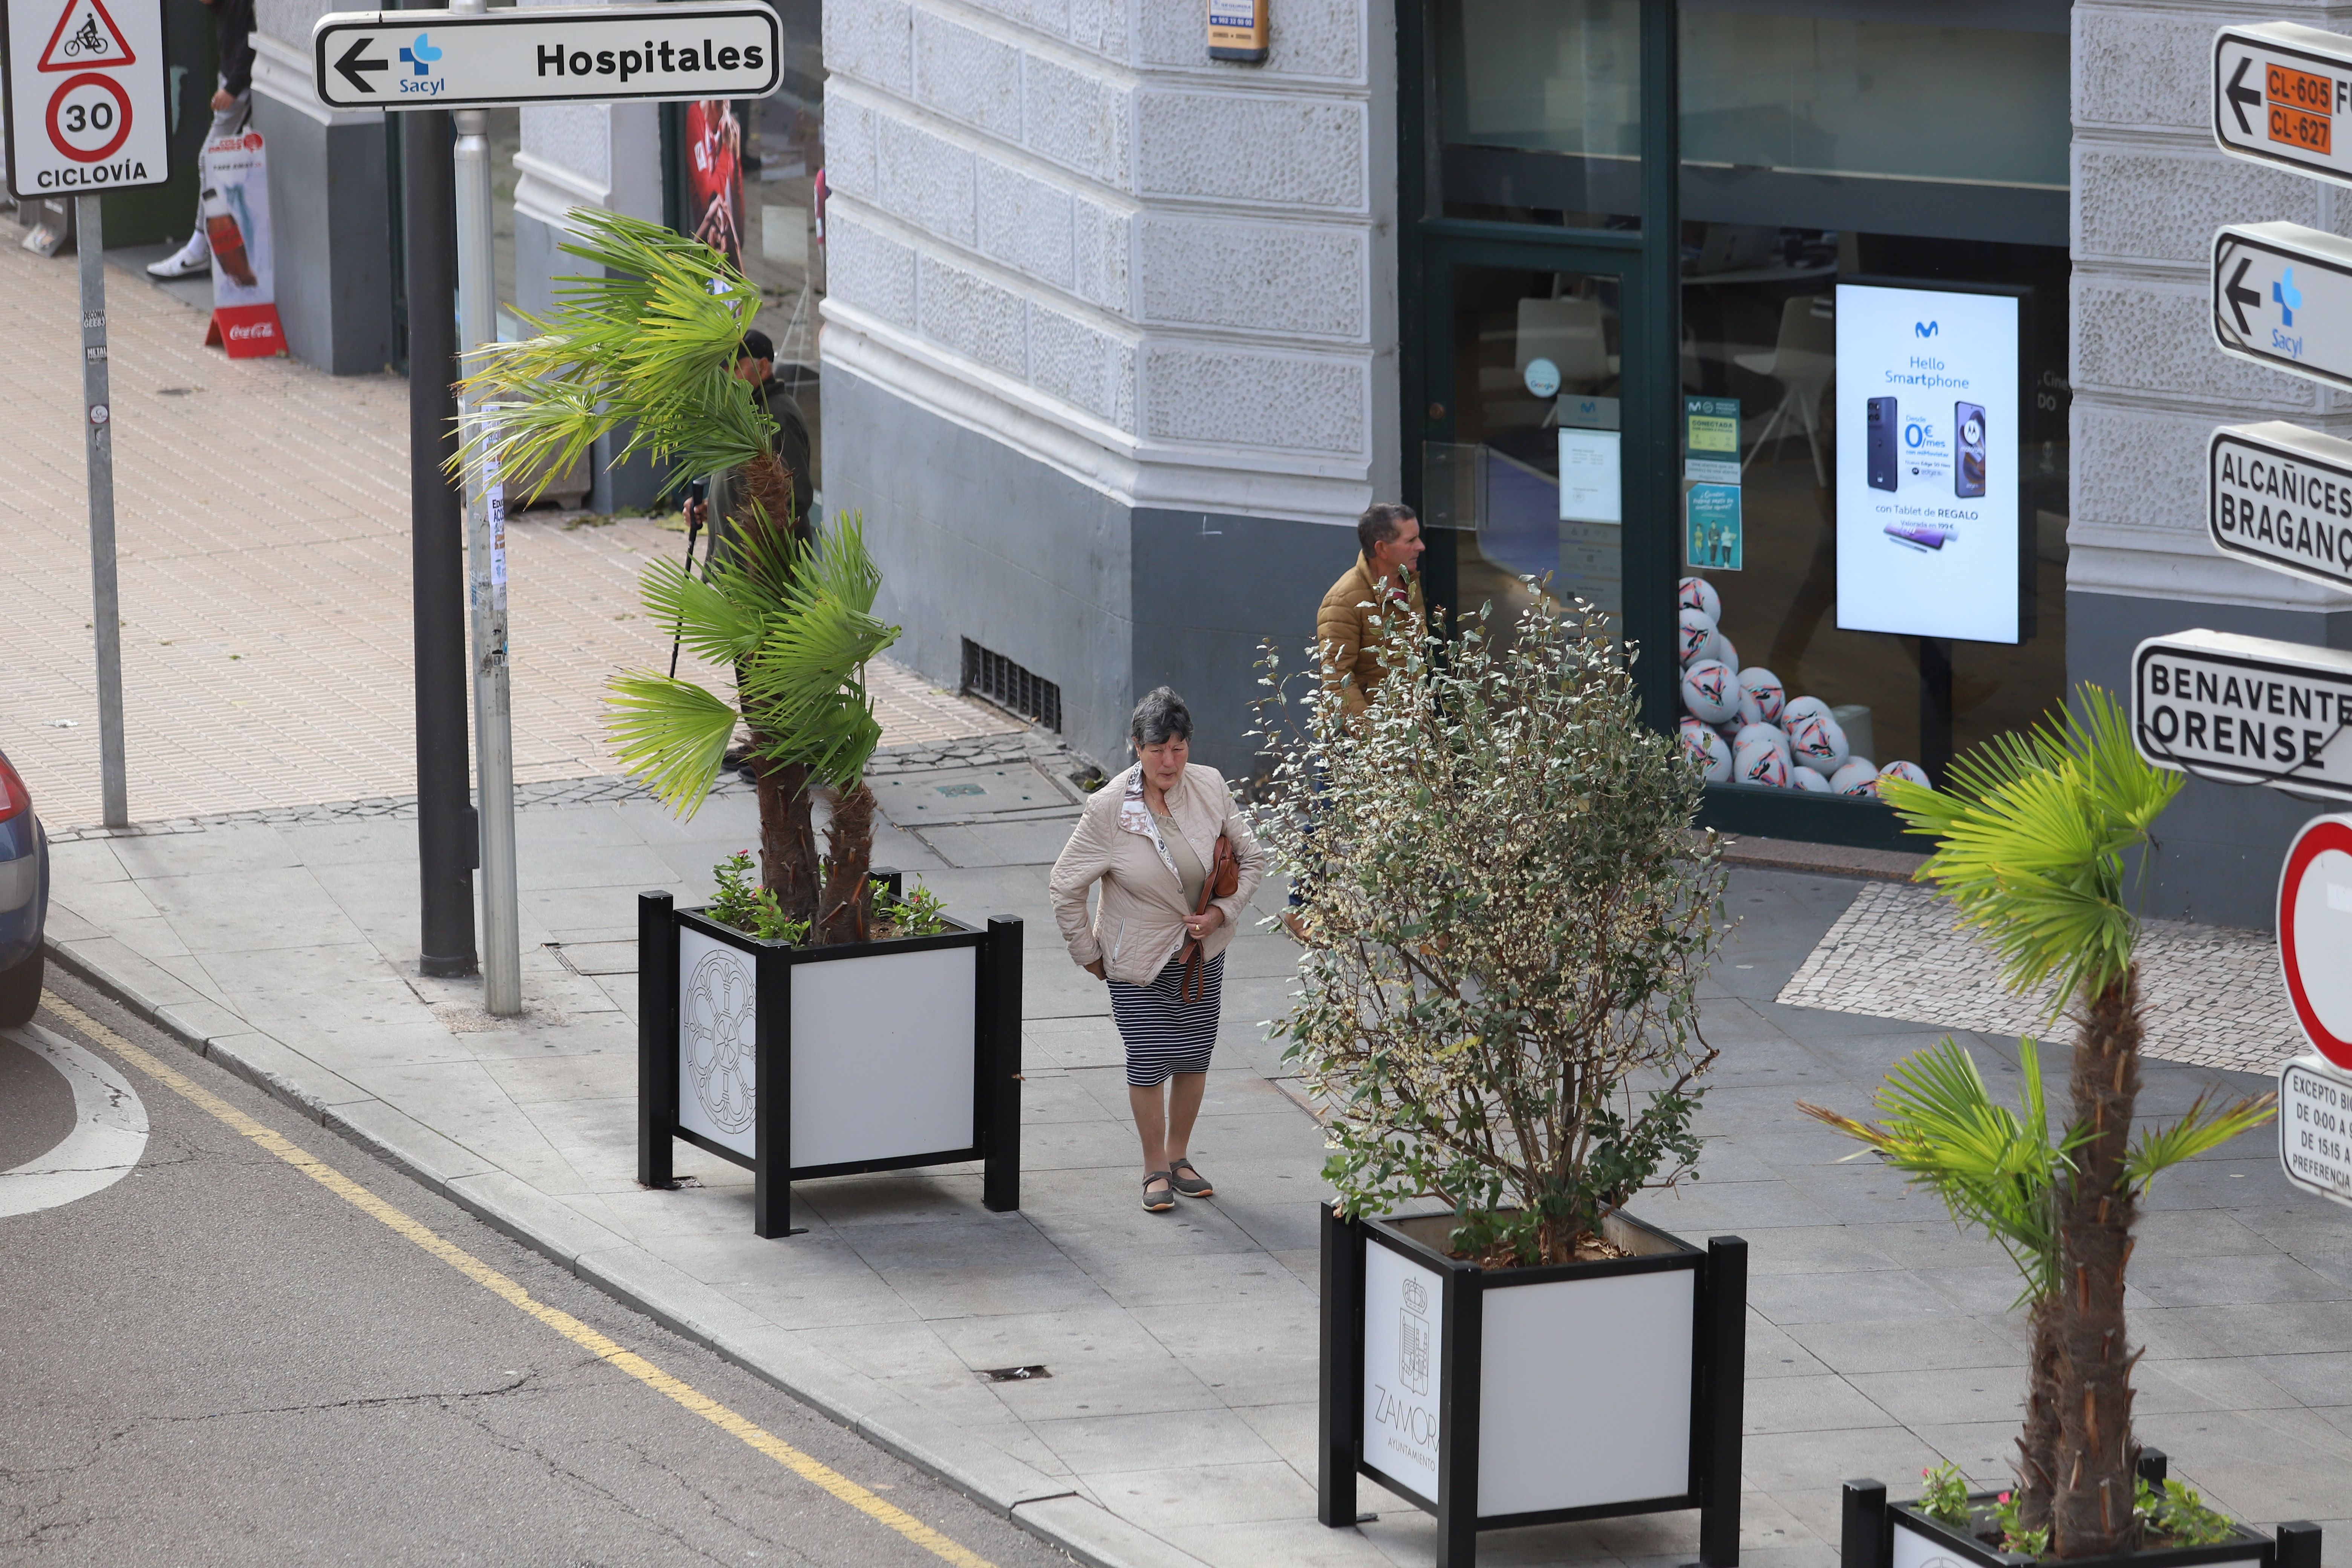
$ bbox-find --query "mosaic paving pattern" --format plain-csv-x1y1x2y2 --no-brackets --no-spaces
1779,880,2299,1076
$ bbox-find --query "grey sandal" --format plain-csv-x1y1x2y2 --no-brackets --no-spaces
1141,1171,1175,1213
1167,1158,1214,1199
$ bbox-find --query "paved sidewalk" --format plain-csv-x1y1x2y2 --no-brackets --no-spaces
0,214,1014,829
39,734,2352,1568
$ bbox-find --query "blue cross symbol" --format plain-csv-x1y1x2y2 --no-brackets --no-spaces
398,33,442,74
2275,267,2303,327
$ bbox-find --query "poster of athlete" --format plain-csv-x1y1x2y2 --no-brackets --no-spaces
685,98,744,274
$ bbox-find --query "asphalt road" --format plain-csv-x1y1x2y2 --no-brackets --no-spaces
0,972,1075,1568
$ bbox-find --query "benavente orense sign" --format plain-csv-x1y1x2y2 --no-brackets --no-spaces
2132,628,2352,801
312,2,780,110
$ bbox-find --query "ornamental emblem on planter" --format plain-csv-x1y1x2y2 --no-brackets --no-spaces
683,948,757,1134
1399,1276,1431,1396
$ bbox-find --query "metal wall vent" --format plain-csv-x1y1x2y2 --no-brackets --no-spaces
961,639,1061,731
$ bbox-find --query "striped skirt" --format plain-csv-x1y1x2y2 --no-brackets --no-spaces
1107,952,1225,1087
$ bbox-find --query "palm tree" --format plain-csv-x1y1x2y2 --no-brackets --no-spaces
455,208,900,943
1811,686,2273,1555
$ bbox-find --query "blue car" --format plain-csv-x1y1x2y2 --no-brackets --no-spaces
0,750,49,1027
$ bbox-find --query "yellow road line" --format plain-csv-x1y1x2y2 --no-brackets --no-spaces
41,994,999,1568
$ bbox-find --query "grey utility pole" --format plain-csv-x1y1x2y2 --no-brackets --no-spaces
77,195,129,830
451,0,521,1016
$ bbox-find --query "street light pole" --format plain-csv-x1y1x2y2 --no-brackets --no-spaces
405,90,479,980
450,0,521,1016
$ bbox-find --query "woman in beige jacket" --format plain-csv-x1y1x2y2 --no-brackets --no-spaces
1049,688,1267,1212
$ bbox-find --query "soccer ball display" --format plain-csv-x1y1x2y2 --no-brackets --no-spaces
1879,760,1932,789
1733,738,1790,788
1680,659,1740,724
1736,668,1785,726
1677,607,1718,665
1677,575,1722,623
1679,717,1732,782
1734,722,1789,761
1708,630,1739,672
1829,759,1881,796
1786,706,1850,773
1789,766,1832,793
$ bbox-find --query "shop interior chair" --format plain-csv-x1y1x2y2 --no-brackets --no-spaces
1734,293,1836,485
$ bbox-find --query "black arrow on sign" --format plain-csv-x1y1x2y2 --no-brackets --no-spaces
2226,56,2262,135
335,36,388,95
2223,253,2263,335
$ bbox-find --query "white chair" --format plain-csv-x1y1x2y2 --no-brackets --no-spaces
1734,294,1836,485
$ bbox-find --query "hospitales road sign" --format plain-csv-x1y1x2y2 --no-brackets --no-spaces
2212,222,2352,390
312,2,779,110
0,0,169,198
2209,421,2352,593
2214,22,2352,185
2132,627,2352,800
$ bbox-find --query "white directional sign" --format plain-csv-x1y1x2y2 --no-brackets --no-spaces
2280,1056,2352,1207
0,0,170,198
2133,628,2352,800
2213,222,2352,390
2210,421,2352,593
2214,23,2352,186
312,2,779,110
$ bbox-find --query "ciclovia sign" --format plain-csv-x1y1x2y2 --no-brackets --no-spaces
2201,21,2352,1207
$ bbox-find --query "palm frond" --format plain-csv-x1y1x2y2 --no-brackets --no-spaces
1878,685,2182,1012
640,556,764,668
606,673,739,816
2124,1090,2278,1191
449,208,772,502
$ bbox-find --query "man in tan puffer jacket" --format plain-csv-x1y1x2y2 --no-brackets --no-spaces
1317,502,1427,726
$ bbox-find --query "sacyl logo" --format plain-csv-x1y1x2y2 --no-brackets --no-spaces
1916,321,1939,338
2275,266,2304,327
396,32,446,94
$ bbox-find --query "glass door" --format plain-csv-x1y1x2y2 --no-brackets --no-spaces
1419,243,1652,643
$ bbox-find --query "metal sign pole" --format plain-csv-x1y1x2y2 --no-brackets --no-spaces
450,32,520,1017
76,195,129,830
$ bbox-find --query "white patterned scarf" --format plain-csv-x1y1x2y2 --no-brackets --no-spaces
1118,767,1184,883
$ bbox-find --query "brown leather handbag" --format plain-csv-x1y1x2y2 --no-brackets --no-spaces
1176,834,1240,1004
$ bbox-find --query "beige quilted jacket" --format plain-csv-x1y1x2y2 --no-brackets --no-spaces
1047,763,1268,985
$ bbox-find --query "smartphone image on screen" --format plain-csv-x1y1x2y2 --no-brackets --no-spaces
1867,397,1899,492
1955,402,1986,499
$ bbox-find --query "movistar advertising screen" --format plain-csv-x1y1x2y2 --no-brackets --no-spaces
1834,283,2021,644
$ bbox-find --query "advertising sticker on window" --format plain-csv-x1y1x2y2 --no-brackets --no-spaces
1834,284,2022,643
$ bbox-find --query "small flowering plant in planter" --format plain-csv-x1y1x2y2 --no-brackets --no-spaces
1880,1461,2269,1568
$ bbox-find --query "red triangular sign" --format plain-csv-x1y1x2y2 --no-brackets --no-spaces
37,0,137,71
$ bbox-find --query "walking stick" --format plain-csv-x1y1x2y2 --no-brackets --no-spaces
669,481,706,680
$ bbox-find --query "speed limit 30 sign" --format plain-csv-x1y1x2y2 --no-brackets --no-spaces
1,0,170,197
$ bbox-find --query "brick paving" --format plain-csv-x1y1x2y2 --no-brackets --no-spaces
0,221,1016,830
1778,879,2297,1075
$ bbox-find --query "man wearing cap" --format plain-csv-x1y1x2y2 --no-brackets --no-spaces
691,328,815,553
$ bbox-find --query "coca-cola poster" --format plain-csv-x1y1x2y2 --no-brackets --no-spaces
199,130,286,360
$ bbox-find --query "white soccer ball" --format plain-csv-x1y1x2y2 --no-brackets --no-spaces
1677,576,1722,623
1790,766,1833,793
1788,710,1850,773
1829,759,1880,796
1879,760,1932,790
1677,606,1718,665
1678,718,1732,783
1680,659,1739,724
1736,668,1785,727
1734,722,1789,760
1733,738,1791,788
1709,631,1739,672
1781,694,1832,732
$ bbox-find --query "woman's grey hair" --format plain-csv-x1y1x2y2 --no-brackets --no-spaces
1129,686,1193,749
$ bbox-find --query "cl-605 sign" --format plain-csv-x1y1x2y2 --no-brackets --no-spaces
2133,628,2352,800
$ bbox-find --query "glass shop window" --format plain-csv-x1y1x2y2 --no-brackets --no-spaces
1436,0,1643,228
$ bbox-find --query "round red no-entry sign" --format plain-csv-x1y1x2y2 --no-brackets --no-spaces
2281,814,2352,1069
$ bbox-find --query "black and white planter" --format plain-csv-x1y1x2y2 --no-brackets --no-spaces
1318,1204,1748,1568
1839,1470,2318,1568
634,887,1022,1236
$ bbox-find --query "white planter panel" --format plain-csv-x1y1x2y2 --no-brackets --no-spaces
790,945,977,1168
1361,1241,1445,1501
678,925,759,1160
1476,1266,1694,1516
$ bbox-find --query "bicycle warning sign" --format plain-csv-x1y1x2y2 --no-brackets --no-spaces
2,0,168,197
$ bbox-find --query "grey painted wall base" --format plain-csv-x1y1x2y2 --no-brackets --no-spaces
825,366,1357,777
2069,588,2352,930
251,98,394,375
